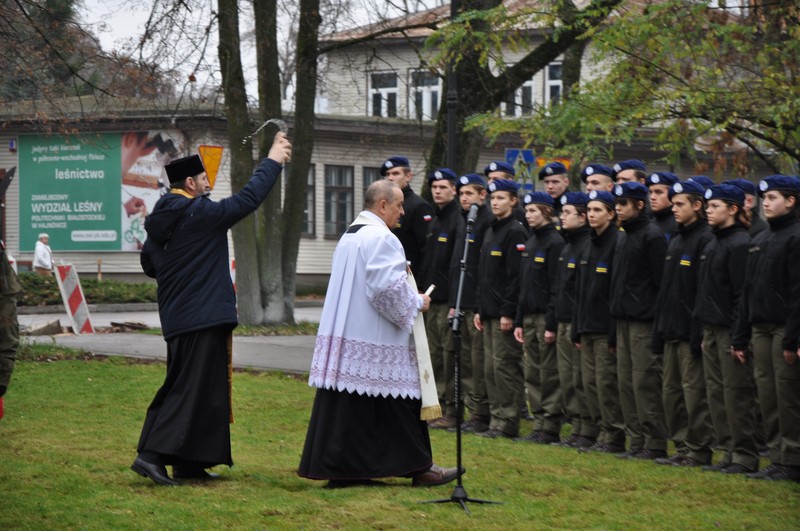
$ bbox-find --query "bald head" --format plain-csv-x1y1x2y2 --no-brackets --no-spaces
365,179,399,210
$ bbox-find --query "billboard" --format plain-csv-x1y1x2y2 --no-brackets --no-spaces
19,131,184,252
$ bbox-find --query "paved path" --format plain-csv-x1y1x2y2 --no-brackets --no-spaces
21,304,322,374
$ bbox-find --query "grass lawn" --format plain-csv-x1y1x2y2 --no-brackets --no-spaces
1,354,798,530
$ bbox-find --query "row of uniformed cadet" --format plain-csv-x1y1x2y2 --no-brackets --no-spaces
377,155,800,483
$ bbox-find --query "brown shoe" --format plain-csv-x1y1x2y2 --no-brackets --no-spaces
428,416,457,430
412,464,463,487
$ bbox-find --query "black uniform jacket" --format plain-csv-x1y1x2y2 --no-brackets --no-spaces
609,214,666,321
476,214,528,319
393,185,433,280
572,225,619,343
694,224,749,329
731,212,800,351
554,225,591,324
653,219,713,353
421,200,463,304
652,208,678,242
448,203,492,311
515,223,565,331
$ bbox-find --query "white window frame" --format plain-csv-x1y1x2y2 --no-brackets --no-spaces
408,69,441,121
369,71,398,118
503,78,535,117
546,62,563,106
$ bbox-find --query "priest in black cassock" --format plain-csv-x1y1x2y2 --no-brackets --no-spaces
131,132,291,486
298,179,461,488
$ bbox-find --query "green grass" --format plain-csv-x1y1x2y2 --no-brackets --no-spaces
1,356,798,529
18,273,157,306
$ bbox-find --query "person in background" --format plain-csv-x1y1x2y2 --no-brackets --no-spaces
732,175,800,483
646,172,680,241
695,184,759,475
514,192,565,444
33,233,53,276
0,242,21,421
381,156,434,280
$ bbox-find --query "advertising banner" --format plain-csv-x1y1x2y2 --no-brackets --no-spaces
19,131,185,252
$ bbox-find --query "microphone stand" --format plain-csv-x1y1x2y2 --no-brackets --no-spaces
422,208,501,513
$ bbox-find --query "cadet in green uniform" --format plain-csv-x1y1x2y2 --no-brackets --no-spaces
695,184,759,474
514,192,565,443
0,244,21,420
654,180,715,467
732,175,800,482
474,179,528,438
422,168,464,429
573,186,625,453
611,182,669,460
553,193,594,448
449,174,492,433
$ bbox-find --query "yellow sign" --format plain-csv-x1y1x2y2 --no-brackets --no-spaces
198,145,224,189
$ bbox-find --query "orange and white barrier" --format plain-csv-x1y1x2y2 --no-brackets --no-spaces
55,264,94,334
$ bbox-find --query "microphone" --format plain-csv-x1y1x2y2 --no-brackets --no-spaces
466,203,479,226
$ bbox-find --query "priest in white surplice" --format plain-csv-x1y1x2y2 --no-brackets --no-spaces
298,180,462,488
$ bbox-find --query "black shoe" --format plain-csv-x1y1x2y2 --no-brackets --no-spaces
450,419,489,434
552,434,581,448
654,454,684,466
172,467,220,480
514,430,542,443
617,449,641,459
670,455,707,467
746,463,779,479
633,449,668,460
587,442,625,454
761,464,800,482
719,463,755,475
478,428,516,439
131,456,181,486
701,461,732,472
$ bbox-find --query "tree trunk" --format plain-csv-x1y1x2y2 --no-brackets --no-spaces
217,0,263,324
253,0,286,323
281,0,321,320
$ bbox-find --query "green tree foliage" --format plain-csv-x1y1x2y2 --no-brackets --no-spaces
478,0,800,176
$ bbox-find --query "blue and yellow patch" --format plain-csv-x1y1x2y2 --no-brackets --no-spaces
567,258,576,269
679,254,692,267
534,251,546,263
490,247,503,257
437,233,448,243
595,261,609,274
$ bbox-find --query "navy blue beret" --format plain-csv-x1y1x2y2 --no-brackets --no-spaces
380,156,410,176
581,164,614,182
614,182,648,201
688,175,714,189
560,191,590,208
670,180,706,199
538,162,568,180
456,173,486,191
484,161,516,177
488,179,519,194
758,174,800,196
704,184,745,205
612,160,647,176
523,191,554,206
428,168,456,184
722,178,756,196
646,172,679,187
587,190,616,209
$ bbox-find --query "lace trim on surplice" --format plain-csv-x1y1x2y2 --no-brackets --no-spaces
369,275,418,332
308,335,420,399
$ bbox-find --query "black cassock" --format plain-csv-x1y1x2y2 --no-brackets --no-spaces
137,326,233,468
298,388,433,480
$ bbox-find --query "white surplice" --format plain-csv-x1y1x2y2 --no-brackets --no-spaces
308,210,424,400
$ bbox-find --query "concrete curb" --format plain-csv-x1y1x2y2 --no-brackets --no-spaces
17,299,323,315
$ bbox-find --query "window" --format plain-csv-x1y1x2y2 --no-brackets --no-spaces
284,164,316,236
324,165,354,237
370,72,398,118
409,70,441,120
363,167,382,189
546,62,563,105
504,79,534,117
